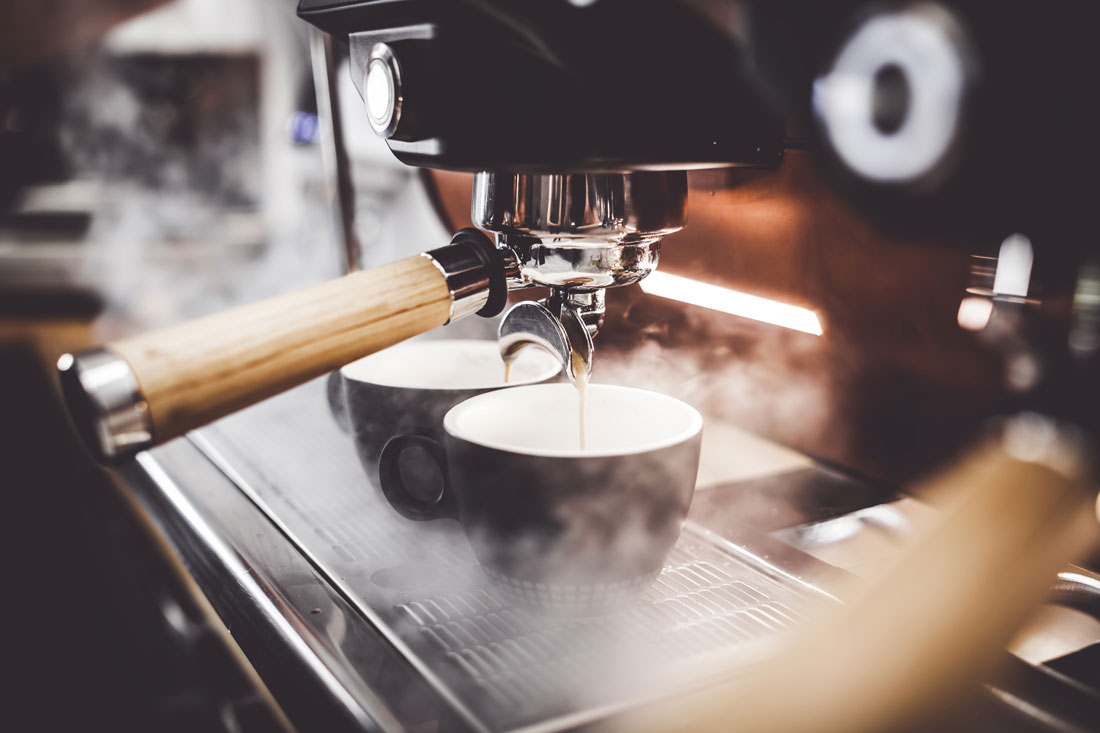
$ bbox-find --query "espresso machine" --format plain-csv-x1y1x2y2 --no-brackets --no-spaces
51,0,1100,730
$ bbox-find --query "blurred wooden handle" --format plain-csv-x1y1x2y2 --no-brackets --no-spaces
61,255,451,460
620,417,1099,732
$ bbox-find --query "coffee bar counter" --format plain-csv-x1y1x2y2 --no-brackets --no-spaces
117,376,1100,731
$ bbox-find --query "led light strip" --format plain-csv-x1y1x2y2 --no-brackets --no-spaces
639,271,824,336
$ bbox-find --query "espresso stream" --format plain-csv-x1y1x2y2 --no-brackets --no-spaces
503,356,586,449
571,351,587,450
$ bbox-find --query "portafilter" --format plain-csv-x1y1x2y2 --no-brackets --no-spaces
58,171,685,461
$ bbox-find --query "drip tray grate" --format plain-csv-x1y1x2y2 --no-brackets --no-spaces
194,380,833,731
397,546,817,718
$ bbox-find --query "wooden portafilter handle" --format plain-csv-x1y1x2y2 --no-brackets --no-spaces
58,229,508,462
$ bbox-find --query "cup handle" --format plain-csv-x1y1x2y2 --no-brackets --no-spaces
378,434,459,521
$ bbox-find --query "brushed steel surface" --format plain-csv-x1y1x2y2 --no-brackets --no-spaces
187,377,834,731
123,440,420,731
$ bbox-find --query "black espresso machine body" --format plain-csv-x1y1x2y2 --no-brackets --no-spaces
298,0,1100,443
298,0,1100,244
297,0,787,172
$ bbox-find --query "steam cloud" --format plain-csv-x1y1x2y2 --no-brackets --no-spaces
58,35,338,331
597,296,837,464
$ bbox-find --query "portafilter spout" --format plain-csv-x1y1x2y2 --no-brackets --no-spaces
475,171,687,378
499,298,595,383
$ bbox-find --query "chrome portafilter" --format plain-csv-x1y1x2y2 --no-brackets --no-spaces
473,170,687,379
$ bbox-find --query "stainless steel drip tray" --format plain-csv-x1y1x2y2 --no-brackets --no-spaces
190,379,836,732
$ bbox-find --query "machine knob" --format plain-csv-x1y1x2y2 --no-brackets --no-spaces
813,3,974,187
364,42,402,138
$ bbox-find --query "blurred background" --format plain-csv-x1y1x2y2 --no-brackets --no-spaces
1,0,452,728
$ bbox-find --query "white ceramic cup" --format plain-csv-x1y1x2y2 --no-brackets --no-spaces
380,383,703,609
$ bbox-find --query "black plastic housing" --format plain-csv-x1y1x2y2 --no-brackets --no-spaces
298,0,785,172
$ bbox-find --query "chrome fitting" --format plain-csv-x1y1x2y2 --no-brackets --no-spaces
421,248,490,322
57,348,154,462
498,298,594,383
473,171,686,291
423,228,508,323
364,42,402,138
549,288,605,337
